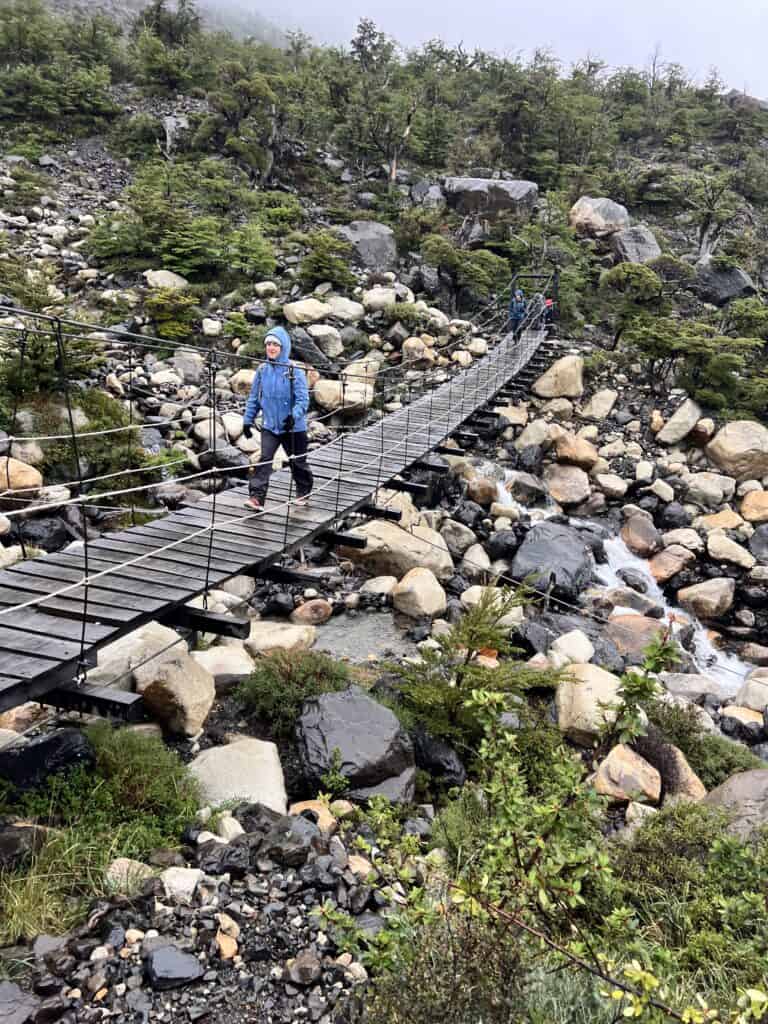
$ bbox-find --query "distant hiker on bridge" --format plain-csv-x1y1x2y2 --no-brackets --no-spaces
508,289,527,339
242,327,313,511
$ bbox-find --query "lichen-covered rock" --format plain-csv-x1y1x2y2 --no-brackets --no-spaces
532,355,584,398
707,420,768,481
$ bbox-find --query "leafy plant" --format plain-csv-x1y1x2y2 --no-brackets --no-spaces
227,220,277,279
143,287,198,341
236,649,351,737
299,230,356,291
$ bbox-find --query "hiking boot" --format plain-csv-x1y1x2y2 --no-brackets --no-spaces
244,496,263,511
294,493,311,507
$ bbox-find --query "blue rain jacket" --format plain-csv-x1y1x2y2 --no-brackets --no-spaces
509,291,527,321
243,327,309,434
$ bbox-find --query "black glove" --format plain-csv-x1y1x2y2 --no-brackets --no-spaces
243,423,253,439
283,414,295,432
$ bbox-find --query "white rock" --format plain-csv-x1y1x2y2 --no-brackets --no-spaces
283,298,332,325
392,567,447,618
189,738,287,814
161,867,203,904
191,646,255,694
359,576,398,597
143,269,189,291
133,652,215,736
555,663,622,744
201,317,222,337
657,399,702,445
549,629,595,668
244,621,316,656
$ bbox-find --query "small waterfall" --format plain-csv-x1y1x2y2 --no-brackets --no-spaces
596,534,749,696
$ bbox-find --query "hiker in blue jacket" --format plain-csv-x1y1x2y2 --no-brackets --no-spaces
508,289,527,339
242,326,313,510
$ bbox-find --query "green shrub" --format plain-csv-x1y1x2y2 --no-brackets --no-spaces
159,213,226,277
236,649,351,737
382,302,428,330
253,190,303,234
228,220,277,279
299,230,356,291
0,723,199,943
143,287,198,341
648,699,764,790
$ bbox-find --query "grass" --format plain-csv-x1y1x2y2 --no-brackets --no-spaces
236,649,352,738
0,723,199,944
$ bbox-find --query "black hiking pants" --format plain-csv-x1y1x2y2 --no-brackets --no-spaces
248,428,313,503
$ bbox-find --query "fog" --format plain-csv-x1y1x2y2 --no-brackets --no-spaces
231,0,768,96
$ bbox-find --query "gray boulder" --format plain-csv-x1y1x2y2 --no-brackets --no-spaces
443,177,538,218
704,770,768,838
570,196,630,237
694,256,756,306
296,686,416,803
511,522,595,601
611,225,661,264
336,221,397,271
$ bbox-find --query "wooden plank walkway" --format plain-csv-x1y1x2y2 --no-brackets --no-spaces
0,328,549,712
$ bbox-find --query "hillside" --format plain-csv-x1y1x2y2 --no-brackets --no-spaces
1,3,768,1023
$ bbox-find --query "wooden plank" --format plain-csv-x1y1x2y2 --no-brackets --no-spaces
2,570,169,615
9,558,190,602
144,516,273,557
0,627,90,663
0,608,113,644
88,535,235,576
68,547,217,586
0,587,137,626
0,651,66,680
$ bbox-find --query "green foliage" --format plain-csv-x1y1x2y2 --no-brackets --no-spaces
252,191,303,234
299,230,356,290
225,314,268,357
613,801,768,990
0,723,198,943
236,649,351,737
227,221,277,278
382,302,428,330
0,320,103,402
606,633,680,746
319,748,349,796
598,263,664,345
388,584,556,745
648,699,764,791
421,234,510,299
143,287,198,341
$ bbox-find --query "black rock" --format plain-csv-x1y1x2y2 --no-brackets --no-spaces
243,302,267,324
511,522,595,601
295,686,416,803
196,839,252,877
452,500,484,529
0,729,95,796
720,711,765,745
145,946,204,990
263,815,323,867
659,502,692,529
412,727,467,787
140,426,164,450
197,445,249,472
516,446,543,477
35,995,70,1022
12,515,79,553
617,568,648,594
290,327,334,373
749,525,768,563
486,529,521,562
0,981,40,1024
0,823,46,871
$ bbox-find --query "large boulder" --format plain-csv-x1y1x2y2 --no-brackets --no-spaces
532,355,584,398
511,522,595,600
142,269,189,290
569,196,630,237
296,686,416,803
283,298,332,325
677,578,735,618
593,744,661,803
0,456,42,494
0,982,40,1023
555,663,622,745
339,521,454,580
657,399,702,445
313,379,374,414
189,738,287,814
694,256,756,306
335,221,397,271
191,646,255,694
707,421,768,481
245,621,316,656
610,225,661,264
579,388,618,422
392,567,446,619
133,652,215,736
443,177,538,218
704,770,768,838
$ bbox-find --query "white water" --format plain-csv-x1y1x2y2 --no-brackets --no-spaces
596,535,749,697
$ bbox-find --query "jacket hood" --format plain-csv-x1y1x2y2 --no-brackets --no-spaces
265,326,291,364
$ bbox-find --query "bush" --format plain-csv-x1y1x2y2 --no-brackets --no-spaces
0,723,199,943
159,213,226,277
143,287,198,341
648,699,764,790
253,190,303,235
228,221,277,279
236,649,351,737
299,230,356,291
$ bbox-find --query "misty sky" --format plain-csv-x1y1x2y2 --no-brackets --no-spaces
253,0,767,97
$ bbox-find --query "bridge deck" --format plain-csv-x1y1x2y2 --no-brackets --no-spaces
0,328,548,712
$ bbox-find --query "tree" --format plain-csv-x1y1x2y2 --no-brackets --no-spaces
598,263,664,347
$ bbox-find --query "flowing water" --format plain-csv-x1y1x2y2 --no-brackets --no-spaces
596,534,749,696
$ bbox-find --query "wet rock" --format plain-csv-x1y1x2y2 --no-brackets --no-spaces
412,728,467,787
677,578,735,618
0,729,94,796
511,522,594,600
296,686,416,803
145,946,204,990
543,464,591,506
0,981,40,1024
694,256,755,306
0,822,46,871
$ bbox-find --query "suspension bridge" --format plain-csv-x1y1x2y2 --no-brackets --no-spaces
0,295,559,722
